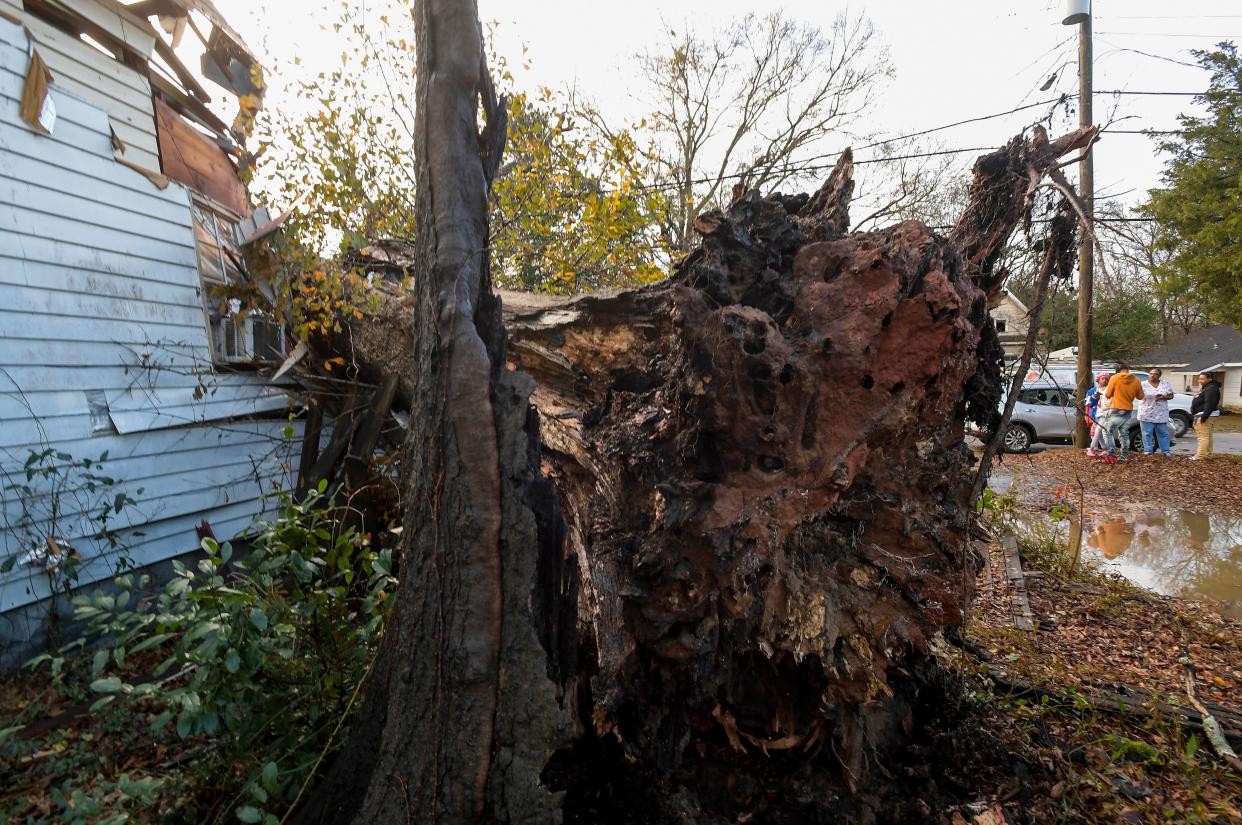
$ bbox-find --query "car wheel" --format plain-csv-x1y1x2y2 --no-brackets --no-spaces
1130,428,1144,454
1003,423,1033,453
1169,412,1190,438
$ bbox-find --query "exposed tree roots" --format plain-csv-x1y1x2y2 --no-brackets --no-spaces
301,123,1098,823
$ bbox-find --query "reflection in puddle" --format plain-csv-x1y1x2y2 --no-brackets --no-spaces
1081,508,1242,616
982,473,1241,616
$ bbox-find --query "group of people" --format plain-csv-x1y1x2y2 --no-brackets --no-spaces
1084,364,1222,461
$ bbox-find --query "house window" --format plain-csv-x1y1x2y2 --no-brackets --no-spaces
192,198,284,364
193,198,244,289
995,318,1008,333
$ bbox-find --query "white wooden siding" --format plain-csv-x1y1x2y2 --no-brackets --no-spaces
17,11,160,170
48,0,156,59
1224,368,1242,407
0,17,301,615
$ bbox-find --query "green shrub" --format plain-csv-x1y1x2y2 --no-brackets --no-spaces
28,484,396,823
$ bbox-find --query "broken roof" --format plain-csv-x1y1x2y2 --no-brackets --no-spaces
1137,325,1242,371
129,0,256,60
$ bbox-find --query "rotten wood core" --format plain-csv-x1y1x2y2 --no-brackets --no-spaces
297,116,1101,821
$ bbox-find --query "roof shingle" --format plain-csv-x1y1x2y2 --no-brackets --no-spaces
1137,325,1242,371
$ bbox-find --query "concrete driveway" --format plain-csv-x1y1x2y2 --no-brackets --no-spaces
1032,431,1242,456
1163,430,1241,456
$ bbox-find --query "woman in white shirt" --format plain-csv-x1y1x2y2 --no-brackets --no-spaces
1136,368,1175,456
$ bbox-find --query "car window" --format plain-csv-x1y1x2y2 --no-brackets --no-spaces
1020,388,1059,406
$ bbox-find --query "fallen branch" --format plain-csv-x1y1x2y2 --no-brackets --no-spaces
1180,645,1242,772
970,198,1077,506
981,665,1242,752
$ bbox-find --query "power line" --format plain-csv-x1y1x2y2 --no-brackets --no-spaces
1008,34,1076,80
1095,42,1205,70
926,215,1155,232
857,90,1209,153
627,145,995,194
621,95,1078,194
767,90,1204,174
1096,89,1210,96
620,90,1204,195
1104,15,1242,20
851,95,1069,151
1097,31,1242,39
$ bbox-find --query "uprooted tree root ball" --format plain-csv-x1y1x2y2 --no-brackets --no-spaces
295,114,1101,822
506,189,999,778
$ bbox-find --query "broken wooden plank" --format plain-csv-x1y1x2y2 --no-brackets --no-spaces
1001,534,1036,632
297,403,324,491
298,384,360,497
153,96,248,214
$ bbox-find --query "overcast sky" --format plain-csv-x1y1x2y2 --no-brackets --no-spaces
210,0,1238,212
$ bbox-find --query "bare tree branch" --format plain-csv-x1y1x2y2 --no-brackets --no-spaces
590,10,893,253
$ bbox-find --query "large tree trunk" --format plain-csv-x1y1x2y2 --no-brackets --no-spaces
294,1,570,823
296,2,1098,817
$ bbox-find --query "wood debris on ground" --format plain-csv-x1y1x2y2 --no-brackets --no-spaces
959,531,1242,823
970,540,1241,712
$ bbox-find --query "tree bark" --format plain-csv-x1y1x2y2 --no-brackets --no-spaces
293,1,570,823
298,9,1100,812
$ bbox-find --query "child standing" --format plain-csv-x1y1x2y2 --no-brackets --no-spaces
1086,371,1113,456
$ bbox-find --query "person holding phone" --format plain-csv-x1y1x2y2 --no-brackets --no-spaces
1190,371,1222,460
1104,363,1145,461
1136,368,1175,456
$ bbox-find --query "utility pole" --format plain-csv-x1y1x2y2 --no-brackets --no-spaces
1064,1,1094,447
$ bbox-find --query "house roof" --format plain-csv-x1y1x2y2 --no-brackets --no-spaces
1137,325,1242,371
996,288,1028,314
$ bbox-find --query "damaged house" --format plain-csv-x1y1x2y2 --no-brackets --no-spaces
0,0,304,658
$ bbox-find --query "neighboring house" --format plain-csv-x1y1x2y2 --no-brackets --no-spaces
1138,325,1242,406
990,288,1030,357
0,0,303,657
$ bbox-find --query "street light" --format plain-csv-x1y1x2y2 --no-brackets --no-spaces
1063,0,1090,26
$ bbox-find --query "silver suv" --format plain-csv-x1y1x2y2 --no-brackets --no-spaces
1022,366,1193,437
1000,381,1180,453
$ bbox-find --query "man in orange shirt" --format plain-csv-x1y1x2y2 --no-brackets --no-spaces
1103,363,1145,461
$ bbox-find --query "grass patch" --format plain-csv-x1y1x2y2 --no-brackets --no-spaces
1210,413,1242,434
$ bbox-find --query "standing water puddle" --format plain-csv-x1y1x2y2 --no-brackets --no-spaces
984,468,1242,616
1076,506,1242,616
